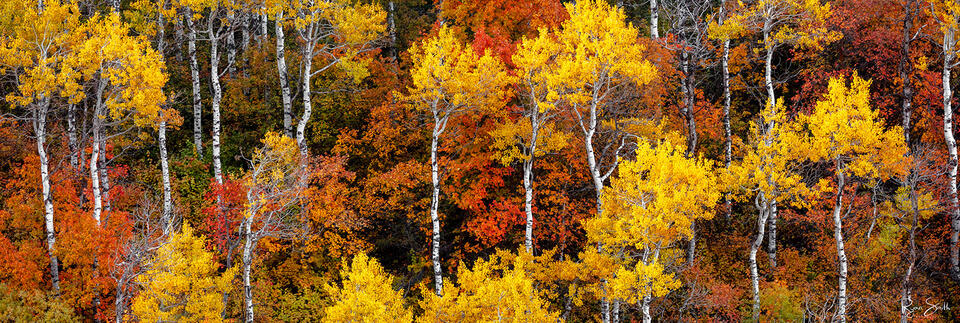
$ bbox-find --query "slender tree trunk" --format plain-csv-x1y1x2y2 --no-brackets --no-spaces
388,0,398,60
681,51,699,264
900,185,919,323
764,26,775,111
720,1,732,218
91,83,106,227
100,138,112,214
159,117,172,230
68,102,78,169
34,98,60,294
762,22,781,269
750,195,770,321
900,0,915,147
945,25,960,280
582,102,611,323
641,248,660,323
429,112,445,296
157,0,173,232
275,12,293,138
649,0,659,39
523,106,540,253
242,210,255,323
833,164,849,323
187,12,203,157
767,200,778,267
226,10,237,76
210,18,224,187
297,43,314,157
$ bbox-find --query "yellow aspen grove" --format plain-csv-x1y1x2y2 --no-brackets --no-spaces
539,1,658,319
288,0,387,157
709,0,838,271
0,0,82,295
495,27,570,254
322,252,412,323
405,25,514,296
419,251,558,322
130,225,236,322
801,76,909,323
585,140,720,323
727,102,820,321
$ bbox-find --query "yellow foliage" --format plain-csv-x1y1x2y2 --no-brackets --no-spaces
64,12,168,127
709,0,840,50
590,140,720,250
406,26,514,114
322,252,412,323
584,140,719,305
0,0,82,107
419,252,558,322
801,75,909,181
130,225,236,322
551,0,657,106
727,102,821,208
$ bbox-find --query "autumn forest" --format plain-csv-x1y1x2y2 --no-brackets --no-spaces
3,0,960,321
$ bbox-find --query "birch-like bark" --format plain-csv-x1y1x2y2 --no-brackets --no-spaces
91,81,106,227
650,0,659,39
242,209,255,323
833,164,849,323
388,0,398,60
762,20,781,268
429,108,446,295
523,112,539,253
297,42,315,157
210,14,224,187
275,11,293,137
944,23,960,280
750,194,770,321
640,248,660,323
34,97,60,294
157,0,173,231
186,12,203,157
721,4,732,218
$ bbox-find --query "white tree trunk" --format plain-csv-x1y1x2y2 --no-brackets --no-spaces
210,18,224,187
34,98,59,294
833,165,849,323
944,25,960,280
429,113,444,295
159,117,173,231
242,213,255,323
523,107,540,253
750,196,770,321
275,12,293,138
722,37,732,217
91,82,106,227
296,44,314,157
187,13,203,157
649,0,659,39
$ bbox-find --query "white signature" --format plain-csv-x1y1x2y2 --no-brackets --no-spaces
903,297,950,317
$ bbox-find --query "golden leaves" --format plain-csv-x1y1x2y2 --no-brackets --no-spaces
406,26,515,114
130,225,236,322
322,252,411,323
